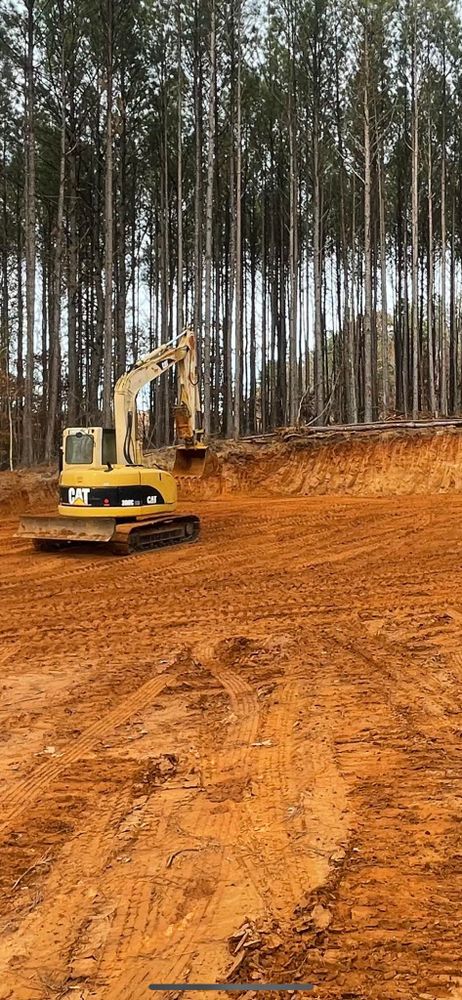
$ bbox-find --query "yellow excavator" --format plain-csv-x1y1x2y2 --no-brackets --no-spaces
17,329,207,555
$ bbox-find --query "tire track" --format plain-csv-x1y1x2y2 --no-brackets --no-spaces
239,679,308,909
99,624,373,1000
99,638,262,1000
0,503,414,609
0,669,172,833
203,647,305,910
0,785,138,998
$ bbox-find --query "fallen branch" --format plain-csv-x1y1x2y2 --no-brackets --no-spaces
241,416,462,444
166,846,203,869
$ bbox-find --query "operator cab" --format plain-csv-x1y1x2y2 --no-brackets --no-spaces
61,428,117,471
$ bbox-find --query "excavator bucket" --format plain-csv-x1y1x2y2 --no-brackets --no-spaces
172,445,208,479
16,515,117,547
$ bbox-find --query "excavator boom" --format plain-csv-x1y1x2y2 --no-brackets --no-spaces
114,329,206,475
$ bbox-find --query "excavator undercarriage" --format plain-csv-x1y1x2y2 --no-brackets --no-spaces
18,512,201,555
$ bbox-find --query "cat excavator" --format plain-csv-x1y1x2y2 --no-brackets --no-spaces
17,329,207,555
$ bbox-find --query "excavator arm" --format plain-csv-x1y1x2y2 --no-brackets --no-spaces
113,329,206,475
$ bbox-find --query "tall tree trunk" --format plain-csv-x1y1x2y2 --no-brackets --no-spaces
249,206,257,431
269,185,277,428
115,60,127,379
233,0,242,438
261,182,267,431
313,102,324,422
68,139,78,425
411,29,419,418
193,0,203,337
40,229,48,440
334,28,356,425
350,174,358,418
23,0,36,465
1,138,11,466
203,0,215,436
363,21,373,422
177,0,183,335
103,0,113,426
378,148,388,417
160,69,171,442
16,188,24,442
288,6,298,425
45,54,66,463
226,134,235,436
341,189,356,422
403,215,410,415
440,58,448,416
450,189,456,411
427,116,436,415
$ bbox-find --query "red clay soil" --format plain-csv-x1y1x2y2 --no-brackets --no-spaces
175,427,462,500
1,431,462,1000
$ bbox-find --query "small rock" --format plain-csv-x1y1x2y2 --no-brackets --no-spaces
68,955,97,980
311,902,333,931
330,848,347,864
264,931,283,951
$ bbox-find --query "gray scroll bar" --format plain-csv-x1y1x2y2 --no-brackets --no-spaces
148,985,314,992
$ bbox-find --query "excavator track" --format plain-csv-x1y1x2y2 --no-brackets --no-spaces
17,514,200,556
110,515,200,555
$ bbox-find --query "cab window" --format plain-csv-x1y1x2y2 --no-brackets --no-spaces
102,429,116,465
65,433,94,465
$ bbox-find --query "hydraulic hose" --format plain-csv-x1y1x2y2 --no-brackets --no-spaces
123,411,136,465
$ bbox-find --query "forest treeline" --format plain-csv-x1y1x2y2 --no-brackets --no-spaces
0,0,461,467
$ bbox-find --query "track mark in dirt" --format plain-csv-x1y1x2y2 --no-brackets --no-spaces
198,637,279,903
98,636,265,1000
0,785,133,993
0,669,172,833
201,635,310,912
232,622,462,999
0,643,20,668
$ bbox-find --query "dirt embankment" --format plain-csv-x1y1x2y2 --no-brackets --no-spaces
0,469,57,515
174,426,462,501
3,426,462,515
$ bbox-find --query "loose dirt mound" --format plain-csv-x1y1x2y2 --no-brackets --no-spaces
0,469,57,515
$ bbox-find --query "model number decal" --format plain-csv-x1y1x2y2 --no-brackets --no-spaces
68,487,90,505
121,499,135,507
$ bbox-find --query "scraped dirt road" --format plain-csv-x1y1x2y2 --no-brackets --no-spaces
1,478,462,998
